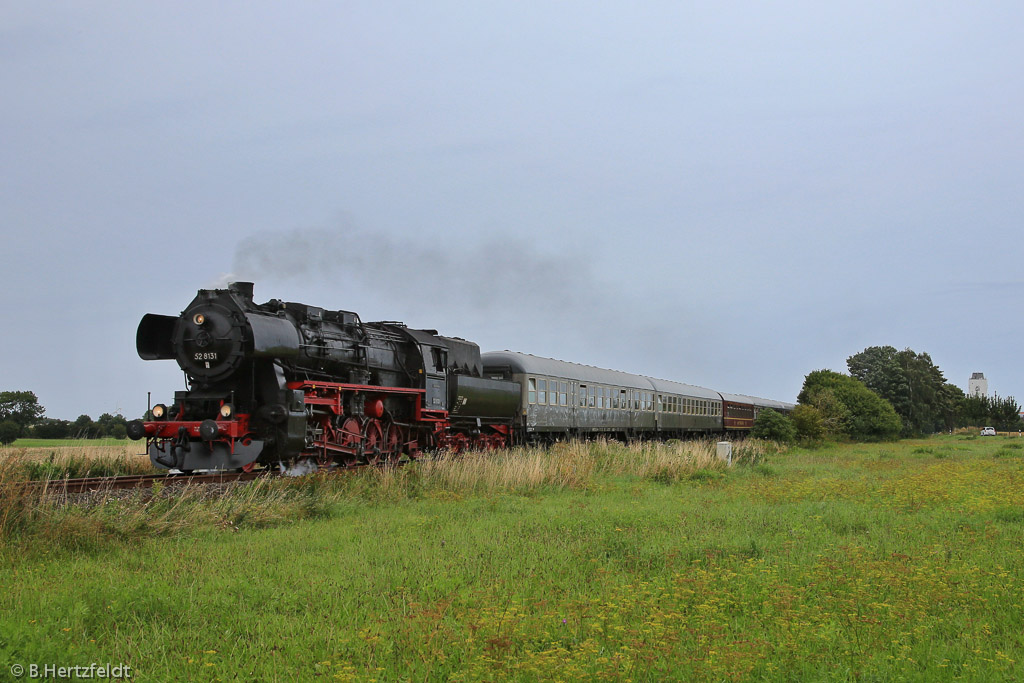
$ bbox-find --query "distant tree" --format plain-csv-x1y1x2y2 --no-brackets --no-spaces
958,393,1023,431
798,370,901,441
31,418,72,439
990,395,1024,432
0,391,45,429
73,414,95,439
847,346,948,436
95,413,128,438
936,383,966,432
0,419,20,445
803,387,850,437
790,404,825,442
110,423,128,439
960,394,990,428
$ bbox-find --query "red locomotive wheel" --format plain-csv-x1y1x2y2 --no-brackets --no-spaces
339,417,362,466
316,449,333,469
362,419,384,465
383,423,403,463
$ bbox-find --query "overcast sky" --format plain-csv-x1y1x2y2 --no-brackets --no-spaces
3,2,1022,420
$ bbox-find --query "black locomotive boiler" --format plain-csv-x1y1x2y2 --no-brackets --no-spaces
130,283,794,471
129,282,518,471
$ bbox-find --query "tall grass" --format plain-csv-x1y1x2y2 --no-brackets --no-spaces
1,443,152,480
0,439,769,550
346,438,774,501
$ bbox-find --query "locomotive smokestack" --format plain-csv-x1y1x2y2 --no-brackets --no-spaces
229,281,255,303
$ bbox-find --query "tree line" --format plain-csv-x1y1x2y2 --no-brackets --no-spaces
0,391,132,445
753,345,1022,443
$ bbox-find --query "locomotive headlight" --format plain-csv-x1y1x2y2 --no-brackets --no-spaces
219,403,234,419
193,313,206,326
152,404,166,420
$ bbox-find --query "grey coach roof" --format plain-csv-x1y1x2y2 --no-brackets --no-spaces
481,351,722,400
718,392,796,411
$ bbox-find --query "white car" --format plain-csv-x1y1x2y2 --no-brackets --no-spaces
981,427,996,436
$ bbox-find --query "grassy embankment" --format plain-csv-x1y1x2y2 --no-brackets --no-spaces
3,436,1024,681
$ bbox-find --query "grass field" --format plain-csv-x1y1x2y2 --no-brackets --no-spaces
2,437,1023,681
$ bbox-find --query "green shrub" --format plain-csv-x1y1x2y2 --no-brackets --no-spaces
751,408,797,444
0,419,20,445
790,404,824,441
798,370,902,441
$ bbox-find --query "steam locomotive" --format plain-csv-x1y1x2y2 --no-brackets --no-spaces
129,283,792,471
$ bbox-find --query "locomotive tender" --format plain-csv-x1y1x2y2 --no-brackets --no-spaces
129,283,793,471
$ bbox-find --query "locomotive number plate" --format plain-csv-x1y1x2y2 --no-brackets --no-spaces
194,352,219,361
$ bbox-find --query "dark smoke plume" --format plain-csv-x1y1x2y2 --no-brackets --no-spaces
230,222,705,374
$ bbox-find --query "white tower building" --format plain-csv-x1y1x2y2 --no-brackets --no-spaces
969,372,988,398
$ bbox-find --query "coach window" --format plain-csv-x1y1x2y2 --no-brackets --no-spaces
588,386,595,408
579,385,587,407
538,379,547,405
559,382,568,406
528,378,537,404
